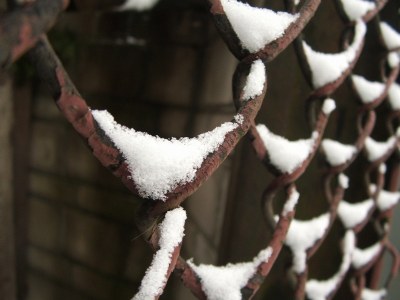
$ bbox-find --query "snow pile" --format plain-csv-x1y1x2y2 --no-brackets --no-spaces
242,60,266,100
337,199,374,229
221,0,299,52
379,163,387,174
388,82,400,110
388,52,400,68
322,98,337,115
380,22,400,50
339,0,376,21
93,110,239,200
352,242,382,269
321,139,357,166
282,189,300,216
370,184,400,211
117,0,160,11
339,173,349,189
351,75,385,104
133,207,187,299
187,247,272,300
361,288,387,300
306,230,355,300
283,213,330,273
302,21,366,88
364,136,396,162
256,125,318,174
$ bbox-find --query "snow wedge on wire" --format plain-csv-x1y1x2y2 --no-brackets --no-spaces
220,0,299,53
361,288,387,300
92,110,241,201
116,0,160,11
301,20,366,89
306,230,355,300
379,22,400,50
132,207,187,299
351,75,385,104
280,213,330,273
338,0,376,21
187,247,272,300
388,82,400,110
387,52,400,69
352,241,383,270
370,184,400,211
256,125,318,174
242,59,266,101
364,135,397,162
337,199,374,229
321,139,357,166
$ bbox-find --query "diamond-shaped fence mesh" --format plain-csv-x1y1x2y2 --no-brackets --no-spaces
1,0,400,299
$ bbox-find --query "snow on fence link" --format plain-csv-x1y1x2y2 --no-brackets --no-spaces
2,0,400,299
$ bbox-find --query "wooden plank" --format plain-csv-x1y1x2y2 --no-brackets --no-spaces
12,81,32,300
0,74,17,300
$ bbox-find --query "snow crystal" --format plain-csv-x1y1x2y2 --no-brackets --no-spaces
283,213,330,273
302,21,366,88
93,110,239,200
321,139,357,166
338,199,374,229
380,22,400,50
338,173,349,189
187,247,272,300
234,114,244,125
370,184,400,211
117,0,160,11
221,0,299,53
351,75,385,104
339,0,376,21
322,98,336,115
388,52,400,68
352,242,382,269
388,82,400,110
242,59,266,100
364,136,396,162
282,189,300,216
306,230,355,300
361,288,387,300
256,125,317,174
133,207,187,300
